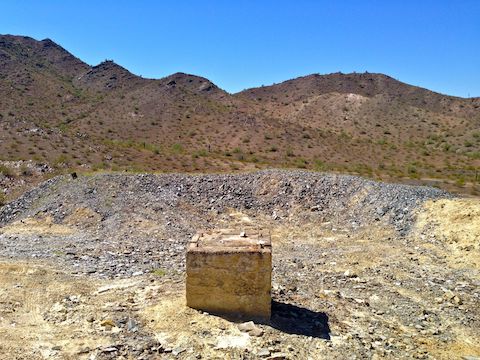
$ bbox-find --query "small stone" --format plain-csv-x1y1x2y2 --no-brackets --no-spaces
443,291,455,301
127,318,138,332
249,327,264,337
258,348,271,357
100,319,116,327
77,347,90,354
172,347,186,356
266,353,288,360
344,270,357,278
238,321,256,332
110,326,122,334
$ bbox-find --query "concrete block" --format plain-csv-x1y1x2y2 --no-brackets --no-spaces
186,229,272,320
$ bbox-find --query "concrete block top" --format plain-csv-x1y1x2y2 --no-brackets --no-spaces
188,229,271,254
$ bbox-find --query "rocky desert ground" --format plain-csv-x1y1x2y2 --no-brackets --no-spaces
0,170,479,359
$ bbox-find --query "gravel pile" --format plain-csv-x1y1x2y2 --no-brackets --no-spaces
0,170,450,278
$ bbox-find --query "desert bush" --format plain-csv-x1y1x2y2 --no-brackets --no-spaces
152,268,166,277
456,176,466,187
407,164,419,178
53,154,69,167
20,164,33,176
0,164,14,177
314,159,327,171
171,143,183,153
295,158,307,168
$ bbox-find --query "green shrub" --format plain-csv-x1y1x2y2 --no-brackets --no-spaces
407,164,419,178
53,154,70,167
152,268,166,277
20,164,32,176
171,143,183,153
295,158,307,168
0,164,14,177
314,160,327,171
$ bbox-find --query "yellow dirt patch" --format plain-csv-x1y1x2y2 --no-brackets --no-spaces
0,216,75,236
415,198,480,269
142,293,251,358
0,261,108,359
64,207,102,228
422,329,480,360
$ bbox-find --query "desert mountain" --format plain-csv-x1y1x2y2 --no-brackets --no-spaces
0,35,479,194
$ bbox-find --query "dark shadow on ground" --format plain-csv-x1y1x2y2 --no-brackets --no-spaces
255,300,330,340
262,300,331,339
202,301,331,339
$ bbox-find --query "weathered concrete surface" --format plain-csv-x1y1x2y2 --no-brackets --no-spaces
186,229,272,320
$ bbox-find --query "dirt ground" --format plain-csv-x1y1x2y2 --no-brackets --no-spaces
0,193,479,359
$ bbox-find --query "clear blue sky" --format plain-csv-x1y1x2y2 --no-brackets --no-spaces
1,1,479,97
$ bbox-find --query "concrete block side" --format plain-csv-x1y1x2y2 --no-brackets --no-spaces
186,251,271,320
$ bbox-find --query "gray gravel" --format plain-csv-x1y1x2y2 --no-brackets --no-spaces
0,170,450,278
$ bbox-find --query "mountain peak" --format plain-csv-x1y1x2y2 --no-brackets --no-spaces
163,72,224,95
74,60,143,91
0,34,89,78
